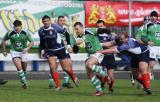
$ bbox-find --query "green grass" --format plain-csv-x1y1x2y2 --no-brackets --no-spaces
0,79,160,102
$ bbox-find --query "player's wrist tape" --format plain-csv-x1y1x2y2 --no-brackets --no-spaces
67,45,71,49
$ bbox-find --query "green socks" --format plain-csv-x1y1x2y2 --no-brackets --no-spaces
92,65,107,77
91,75,102,92
49,74,55,88
18,70,27,85
63,72,70,84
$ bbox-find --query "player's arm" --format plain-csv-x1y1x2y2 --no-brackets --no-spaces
136,26,149,45
72,37,84,54
97,46,119,54
97,43,130,54
64,30,71,45
101,41,115,48
63,30,73,53
1,32,10,56
23,32,34,53
38,30,46,58
141,24,154,46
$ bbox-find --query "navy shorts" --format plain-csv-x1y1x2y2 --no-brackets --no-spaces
101,54,116,69
130,50,149,68
66,53,71,59
44,48,67,60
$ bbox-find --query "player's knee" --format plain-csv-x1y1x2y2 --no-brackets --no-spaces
50,67,57,72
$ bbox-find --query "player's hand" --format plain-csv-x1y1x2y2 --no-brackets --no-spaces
41,50,45,58
67,47,73,53
22,48,29,54
148,41,154,46
2,50,7,57
67,45,73,53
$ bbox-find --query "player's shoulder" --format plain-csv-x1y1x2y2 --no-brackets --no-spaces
51,23,61,29
7,30,16,37
156,21,160,25
21,30,29,35
7,30,14,35
85,28,97,35
38,26,44,34
145,21,154,29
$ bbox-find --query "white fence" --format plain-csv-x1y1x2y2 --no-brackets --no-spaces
0,53,88,71
0,53,160,71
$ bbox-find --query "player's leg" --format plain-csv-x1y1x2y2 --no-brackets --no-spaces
131,68,143,89
139,61,152,95
138,51,152,95
101,55,116,93
107,69,115,93
11,51,28,89
12,57,28,89
60,59,79,87
87,53,107,77
48,72,55,89
48,56,62,91
21,53,29,77
62,56,74,88
130,68,137,86
85,59,104,96
58,48,79,87
48,58,58,89
148,60,155,80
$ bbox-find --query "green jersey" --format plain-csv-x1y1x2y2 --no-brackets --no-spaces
80,29,103,54
143,21,160,46
135,25,145,40
4,30,33,52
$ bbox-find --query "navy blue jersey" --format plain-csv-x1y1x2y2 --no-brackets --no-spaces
97,33,112,43
97,28,112,43
54,24,70,45
116,38,148,54
38,24,65,51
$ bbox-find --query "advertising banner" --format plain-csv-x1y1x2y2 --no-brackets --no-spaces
85,1,160,27
0,0,84,47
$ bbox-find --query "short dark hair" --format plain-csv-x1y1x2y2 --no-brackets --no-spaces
150,11,158,18
58,16,65,20
96,20,105,25
42,15,51,21
13,20,22,26
74,22,83,27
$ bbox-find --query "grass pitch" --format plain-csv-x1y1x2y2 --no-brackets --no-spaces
0,79,160,102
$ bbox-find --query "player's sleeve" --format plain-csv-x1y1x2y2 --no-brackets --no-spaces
117,43,130,52
63,29,71,45
3,32,10,41
140,25,149,44
38,29,45,50
26,31,33,42
86,28,97,35
135,27,143,40
53,24,71,45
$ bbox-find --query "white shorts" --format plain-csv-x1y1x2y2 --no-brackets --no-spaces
10,50,28,62
149,46,160,59
89,53,104,63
